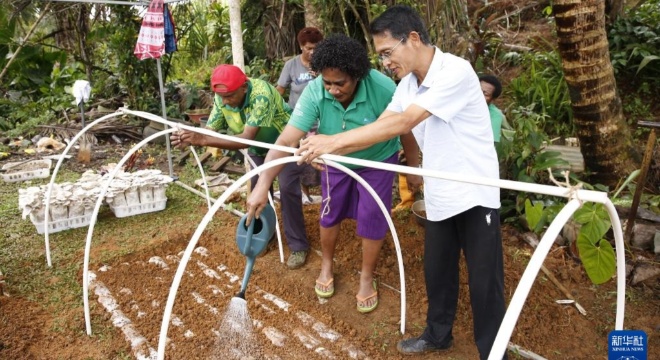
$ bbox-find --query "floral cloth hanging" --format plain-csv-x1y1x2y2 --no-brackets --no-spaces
134,0,165,60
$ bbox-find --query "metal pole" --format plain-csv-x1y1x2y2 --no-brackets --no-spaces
157,58,175,177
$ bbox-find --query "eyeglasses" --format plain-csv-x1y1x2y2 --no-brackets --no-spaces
378,38,405,62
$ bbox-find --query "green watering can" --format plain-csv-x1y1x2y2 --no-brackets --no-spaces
235,203,276,299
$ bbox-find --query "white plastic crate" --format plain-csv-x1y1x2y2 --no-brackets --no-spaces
109,199,167,218
2,159,52,182
29,213,93,234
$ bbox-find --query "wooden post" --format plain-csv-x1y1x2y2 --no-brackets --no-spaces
624,121,658,243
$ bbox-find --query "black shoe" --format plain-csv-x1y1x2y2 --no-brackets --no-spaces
396,336,452,355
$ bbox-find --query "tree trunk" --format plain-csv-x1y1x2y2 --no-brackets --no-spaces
228,0,244,69
553,0,638,186
303,0,322,29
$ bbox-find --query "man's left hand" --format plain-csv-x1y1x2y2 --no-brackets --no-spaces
296,134,338,164
171,129,204,148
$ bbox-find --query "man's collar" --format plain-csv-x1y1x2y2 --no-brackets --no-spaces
418,47,444,89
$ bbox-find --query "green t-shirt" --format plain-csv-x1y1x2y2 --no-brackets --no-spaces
206,79,291,156
288,69,399,168
488,103,504,143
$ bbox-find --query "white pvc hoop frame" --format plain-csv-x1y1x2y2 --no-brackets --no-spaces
154,156,406,359
38,110,287,333
42,111,268,267
58,109,404,339
43,109,624,359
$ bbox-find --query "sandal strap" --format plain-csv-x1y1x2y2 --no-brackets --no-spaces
315,278,333,287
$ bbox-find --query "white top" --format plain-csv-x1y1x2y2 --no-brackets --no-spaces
387,48,500,221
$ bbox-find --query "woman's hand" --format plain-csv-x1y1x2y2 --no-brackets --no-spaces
245,185,270,226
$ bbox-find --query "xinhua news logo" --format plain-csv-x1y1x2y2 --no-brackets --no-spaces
608,330,647,360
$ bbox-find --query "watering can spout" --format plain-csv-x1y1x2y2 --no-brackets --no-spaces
234,204,276,299
239,257,255,296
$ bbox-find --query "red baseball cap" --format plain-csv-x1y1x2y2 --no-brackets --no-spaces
210,65,248,93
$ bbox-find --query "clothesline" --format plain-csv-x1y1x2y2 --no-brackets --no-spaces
43,0,189,6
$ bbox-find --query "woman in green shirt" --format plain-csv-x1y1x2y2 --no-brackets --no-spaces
246,34,419,313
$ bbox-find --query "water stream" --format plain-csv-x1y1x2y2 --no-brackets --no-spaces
210,297,262,359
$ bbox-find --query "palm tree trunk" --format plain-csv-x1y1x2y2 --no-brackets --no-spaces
553,0,638,185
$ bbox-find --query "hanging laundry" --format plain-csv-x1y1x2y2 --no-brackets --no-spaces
164,4,178,54
134,0,165,60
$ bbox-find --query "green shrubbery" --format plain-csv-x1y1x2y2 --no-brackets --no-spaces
506,49,574,138
608,0,660,129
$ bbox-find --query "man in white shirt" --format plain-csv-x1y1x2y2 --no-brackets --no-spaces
296,5,507,360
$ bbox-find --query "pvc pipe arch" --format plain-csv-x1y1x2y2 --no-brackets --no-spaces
81,127,178,335
44,111,125,267
155,156,407,360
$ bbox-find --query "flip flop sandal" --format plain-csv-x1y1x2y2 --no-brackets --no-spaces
315,278,334,298
356,280,378,314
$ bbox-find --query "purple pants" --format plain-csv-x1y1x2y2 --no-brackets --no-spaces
319,153,397,240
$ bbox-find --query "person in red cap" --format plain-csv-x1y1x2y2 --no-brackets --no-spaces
171,64,311,269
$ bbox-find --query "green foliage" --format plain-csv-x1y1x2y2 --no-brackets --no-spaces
610,169,660,215
507,49,574,137
520,185,617,285
524,199,546,234
245,57,282,83
521,197,563,235
171,1,233,67
621,83,652,116
0,5,69,96
498,105,568,183
1,60,87,135
498,105,569,223
608,0,660,79
610,2,660,136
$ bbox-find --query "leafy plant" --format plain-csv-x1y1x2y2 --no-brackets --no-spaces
498,104,569,202
523,198,562,235
499,102,582,234
90,5,162,112
522,169,645,286
608,0,660,79
507,49,574,137
520,184,616,285
572,203,615,284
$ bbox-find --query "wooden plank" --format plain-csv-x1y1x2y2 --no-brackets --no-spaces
198,151,213,164
223,164,246,175
210,156,231,172
174,150,191,165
